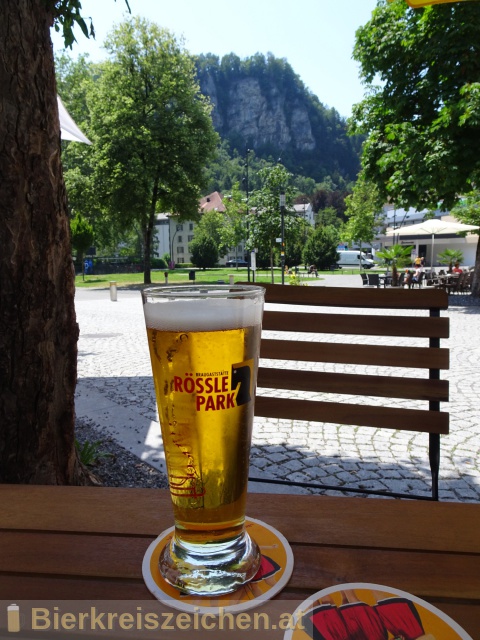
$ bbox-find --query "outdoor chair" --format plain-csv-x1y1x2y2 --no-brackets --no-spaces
411,272,425,288
360,273,369,286
366,272,380,287
461,271,474,293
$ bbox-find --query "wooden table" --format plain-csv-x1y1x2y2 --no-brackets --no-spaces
1,485,479,638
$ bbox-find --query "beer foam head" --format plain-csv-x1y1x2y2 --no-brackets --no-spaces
143,295,263,331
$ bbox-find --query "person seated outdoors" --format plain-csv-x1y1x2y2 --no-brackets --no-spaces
309,264,318,277
452,262,463,274
412,265,424,285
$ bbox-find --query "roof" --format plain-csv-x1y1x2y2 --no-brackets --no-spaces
199,191,225,213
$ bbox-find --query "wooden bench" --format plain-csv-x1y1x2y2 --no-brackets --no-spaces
249,283,450,500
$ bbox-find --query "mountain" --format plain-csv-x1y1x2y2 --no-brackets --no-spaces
196,53,362,184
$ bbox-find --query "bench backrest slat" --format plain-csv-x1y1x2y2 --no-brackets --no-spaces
255,396,450,434
259,283,448,309
257,368,449,402
261,339,449,370
263,310,450,338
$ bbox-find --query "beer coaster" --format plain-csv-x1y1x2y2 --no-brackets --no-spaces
284,583,473,640
142,517,294,614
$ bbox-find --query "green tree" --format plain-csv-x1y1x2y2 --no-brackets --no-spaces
189,235,219,269
316,206,343,229
193,209,229,257
342,175,383,264
222,183,248,265
350,0,480,294
351,0,480,210
247,165,298,282
303,225,340,270
376,245,413,286
76,18,218,284
70,212,94,280
437,248,465,273
0,0,133,484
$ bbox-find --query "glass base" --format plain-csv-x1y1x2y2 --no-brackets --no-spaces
159,530,261,596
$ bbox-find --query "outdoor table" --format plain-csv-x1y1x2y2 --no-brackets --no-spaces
0,485,479,638
378,273,393,287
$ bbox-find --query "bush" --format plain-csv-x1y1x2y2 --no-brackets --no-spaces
151,258,168,269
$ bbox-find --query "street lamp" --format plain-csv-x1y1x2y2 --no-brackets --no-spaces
243,147,252,282
280,191,286,285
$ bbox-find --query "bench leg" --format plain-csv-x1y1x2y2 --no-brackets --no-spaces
429,433,440,501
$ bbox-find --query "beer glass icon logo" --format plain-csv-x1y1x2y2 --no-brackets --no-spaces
7,604,20,633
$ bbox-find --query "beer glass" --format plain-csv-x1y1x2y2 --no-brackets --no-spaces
141,284,265,595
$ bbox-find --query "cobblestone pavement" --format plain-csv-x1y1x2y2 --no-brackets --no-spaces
74,275,480,502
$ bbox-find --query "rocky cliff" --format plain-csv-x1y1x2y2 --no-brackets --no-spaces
196,53,361,182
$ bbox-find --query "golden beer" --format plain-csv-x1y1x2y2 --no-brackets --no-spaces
142,285,264,595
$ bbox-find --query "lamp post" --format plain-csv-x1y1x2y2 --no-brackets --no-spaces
280,191,286,285
243,147,252,282
170,224,179,269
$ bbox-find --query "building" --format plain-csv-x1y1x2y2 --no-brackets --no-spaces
378,206,478,267
154,192,317,266
154,192,226,265
293,201,314,226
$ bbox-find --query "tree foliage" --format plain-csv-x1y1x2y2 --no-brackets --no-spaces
189,235,218,269
60,18,219,284
302,225,340,270
350,0,480,211
437,248,464,272
375,244,413,286
70,211,94,276
342,175,383,249
247,165,299,281
193,210,229,257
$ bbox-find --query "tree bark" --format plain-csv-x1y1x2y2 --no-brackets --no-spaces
471,236,480,298
0,0,90,484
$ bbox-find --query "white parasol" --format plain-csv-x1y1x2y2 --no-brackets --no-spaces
386,218,479,268
57,95,91,145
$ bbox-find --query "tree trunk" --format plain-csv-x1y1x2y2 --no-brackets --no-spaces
471,236,480,298
0,0,90,484
143,213,155,285
143,177,160,285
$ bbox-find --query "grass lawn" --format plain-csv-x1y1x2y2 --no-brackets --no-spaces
74,266,366,288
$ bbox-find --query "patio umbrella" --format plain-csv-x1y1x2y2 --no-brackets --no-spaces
385,218,479,268
404,0,475,8
57,95,91,145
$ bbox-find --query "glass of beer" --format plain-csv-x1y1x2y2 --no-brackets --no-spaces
141,284,265,596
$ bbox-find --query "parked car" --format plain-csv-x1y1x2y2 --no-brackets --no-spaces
225,259,249,267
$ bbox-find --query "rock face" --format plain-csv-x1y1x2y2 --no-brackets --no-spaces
218,77,315,152
196,54,361,181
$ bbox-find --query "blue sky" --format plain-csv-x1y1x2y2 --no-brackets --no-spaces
51,0,379,118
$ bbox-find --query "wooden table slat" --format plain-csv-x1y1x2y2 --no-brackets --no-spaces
0,486,478,639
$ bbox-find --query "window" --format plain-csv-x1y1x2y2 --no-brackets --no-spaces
176,224,183,231
189,223,194,230
188,235,194,242
177,236,182,243
177,247,184,254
